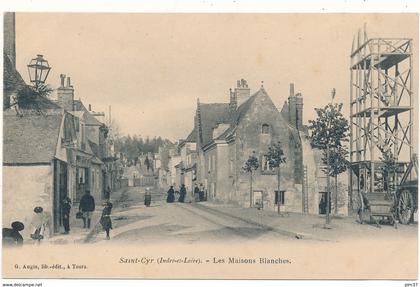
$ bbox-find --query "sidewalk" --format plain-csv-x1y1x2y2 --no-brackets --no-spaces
48,189,126,245
47,210,102,245
198,201,418,242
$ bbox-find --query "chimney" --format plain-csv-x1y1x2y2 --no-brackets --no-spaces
60,74,66,87
67,77,72,87
89,104,92,111
3,12,16,68
295,93,303,131
235,78,251,107
288,83,297,128
229,88,237,123
290,83,295,98
57,75,75,111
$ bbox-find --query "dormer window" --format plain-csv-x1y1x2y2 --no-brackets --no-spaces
261,124,270,134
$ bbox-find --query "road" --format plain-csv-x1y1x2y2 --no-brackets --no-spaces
87,185,418,245
88,186,290,244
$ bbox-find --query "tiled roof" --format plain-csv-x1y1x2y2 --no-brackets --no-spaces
3,53,25,92
84,110,103,126
198,89,261,145
199,103,231,147
73,100,103,126
185,128,196,143
3,113,63,164
197,88,301,149
233,89,260,124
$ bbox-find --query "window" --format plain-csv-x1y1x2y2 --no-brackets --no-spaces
262,155,273,171
261,124,270,134
253,190,264,208
275,190,285,205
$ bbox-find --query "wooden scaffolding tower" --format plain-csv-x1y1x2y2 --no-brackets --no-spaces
349,27,413,210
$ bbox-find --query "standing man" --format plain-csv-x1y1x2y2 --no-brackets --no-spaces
61,197,72,234
79,190,95,229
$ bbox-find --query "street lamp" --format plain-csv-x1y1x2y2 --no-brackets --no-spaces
27,54,51,87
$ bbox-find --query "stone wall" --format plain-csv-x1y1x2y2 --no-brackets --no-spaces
233,92,301,211
3,164,54,239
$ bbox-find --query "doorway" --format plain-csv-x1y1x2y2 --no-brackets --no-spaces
318,192,331,215
53,160,68,233
253,190,264,209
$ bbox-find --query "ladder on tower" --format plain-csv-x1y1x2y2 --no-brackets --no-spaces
303,165,309,214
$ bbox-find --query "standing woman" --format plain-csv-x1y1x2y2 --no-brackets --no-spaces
100,201,113,240
166,186,175,203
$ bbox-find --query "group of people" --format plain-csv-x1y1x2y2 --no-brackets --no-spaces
2,206,52,247
166,184,186,203
166,183,206,203
2,187,114,247
74,189,114,240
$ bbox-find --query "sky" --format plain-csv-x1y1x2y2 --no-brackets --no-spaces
15,13,418,142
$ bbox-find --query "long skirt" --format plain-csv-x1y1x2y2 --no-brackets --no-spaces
100,216,112,230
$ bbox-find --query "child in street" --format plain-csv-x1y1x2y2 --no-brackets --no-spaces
100,201,113,240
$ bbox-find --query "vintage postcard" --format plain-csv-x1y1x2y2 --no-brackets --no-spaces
1,12,418,282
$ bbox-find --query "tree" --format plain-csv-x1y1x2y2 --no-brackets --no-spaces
308,98,349,224
243,151,259,208
322,146,348,214
377,143,398,195
7,83,54,115
267,141,287,214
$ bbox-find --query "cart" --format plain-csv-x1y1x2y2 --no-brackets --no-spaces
358,154,417,228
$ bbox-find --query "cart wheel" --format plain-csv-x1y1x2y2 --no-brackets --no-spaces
398,189,414,225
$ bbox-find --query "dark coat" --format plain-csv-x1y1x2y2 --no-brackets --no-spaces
194,186,200,194
167,188,175,203
62,202,71,216
100,203,113,230
79,194,95,212
2,228,23,247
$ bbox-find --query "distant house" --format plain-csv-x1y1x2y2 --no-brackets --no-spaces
178,130,197,197
167,146,182,189
186,79,347,214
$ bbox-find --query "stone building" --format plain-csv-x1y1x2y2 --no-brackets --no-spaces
178,131,197,197
56,74,109,203
187,79,347,214
2,13,118,238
